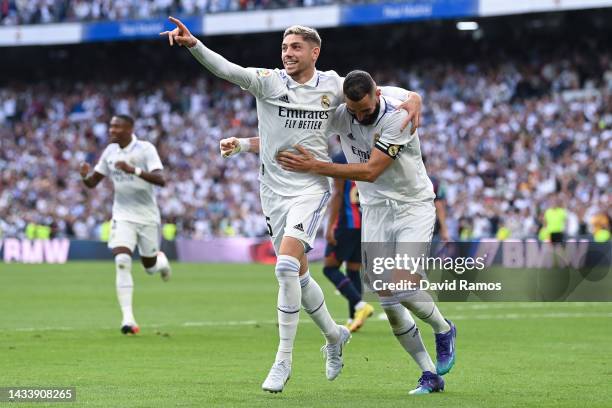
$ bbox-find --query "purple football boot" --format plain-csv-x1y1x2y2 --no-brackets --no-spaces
409,371,445,395
435,319,456,375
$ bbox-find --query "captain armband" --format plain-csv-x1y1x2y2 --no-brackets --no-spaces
375,140,404,159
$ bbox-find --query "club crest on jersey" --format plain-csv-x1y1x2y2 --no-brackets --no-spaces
321,95,331,109
256,68,272,77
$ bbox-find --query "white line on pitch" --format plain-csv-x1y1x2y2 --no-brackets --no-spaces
6,309,612,332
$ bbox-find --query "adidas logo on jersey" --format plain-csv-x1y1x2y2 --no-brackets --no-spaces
278,95,290,103
293,223,304,232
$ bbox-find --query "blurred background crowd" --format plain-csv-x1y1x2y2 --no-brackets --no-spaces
1,0,358,25
1,9,610,241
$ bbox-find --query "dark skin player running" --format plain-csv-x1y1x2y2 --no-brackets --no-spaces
79,115,165,269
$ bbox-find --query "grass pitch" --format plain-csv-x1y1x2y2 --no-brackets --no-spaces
1,262,611,407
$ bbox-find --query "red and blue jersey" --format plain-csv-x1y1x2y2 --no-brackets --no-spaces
333,153,361,230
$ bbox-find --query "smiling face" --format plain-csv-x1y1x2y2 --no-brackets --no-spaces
281,34,319,81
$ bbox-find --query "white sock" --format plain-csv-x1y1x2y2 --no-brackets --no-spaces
355,301,367,311
144,252,168,274
300,271,340,344
275,255,301,363
400,291,450,334
382,300,436,373
115,253,135,325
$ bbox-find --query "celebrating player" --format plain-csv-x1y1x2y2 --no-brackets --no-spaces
161,17,421,392
277,70,457,395
323,151,373,332
79,115,171,335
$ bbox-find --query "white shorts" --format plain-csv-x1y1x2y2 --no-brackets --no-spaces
260,184,330,254
362,200,436,243
362,200,436,283
108,219,161,257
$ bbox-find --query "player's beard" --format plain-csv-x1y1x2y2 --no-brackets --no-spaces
355,102,380,126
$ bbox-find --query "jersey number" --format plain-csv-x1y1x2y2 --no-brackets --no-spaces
265,216,273,236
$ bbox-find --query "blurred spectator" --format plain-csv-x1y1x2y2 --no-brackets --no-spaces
0,46,610,241
1,0,341,25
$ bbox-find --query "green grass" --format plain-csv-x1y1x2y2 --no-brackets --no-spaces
1,262,611,407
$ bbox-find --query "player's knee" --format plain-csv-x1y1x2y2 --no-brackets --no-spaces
115,253,132,269
278,236,306,259
323,254,340,268
115,253,133,286
275,255,300,280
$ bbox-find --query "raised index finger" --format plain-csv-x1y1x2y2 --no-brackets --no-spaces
168,16,187,31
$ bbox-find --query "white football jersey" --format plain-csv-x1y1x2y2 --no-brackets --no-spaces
331,96,435,205
243,68,343,196
94,135,163,225
187,41,412,198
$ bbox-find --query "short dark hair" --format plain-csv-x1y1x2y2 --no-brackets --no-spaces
343,70,376,102
113,114,134,126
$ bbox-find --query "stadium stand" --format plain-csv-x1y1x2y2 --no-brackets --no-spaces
0,12,610,240
0,0,342,25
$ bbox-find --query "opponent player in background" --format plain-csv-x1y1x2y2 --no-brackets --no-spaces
161,17,421,393
277,71,457,395
324,151,373,333
79,115,171,335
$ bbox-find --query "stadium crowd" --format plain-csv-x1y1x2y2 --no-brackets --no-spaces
0,0,346,25
1,47,610,240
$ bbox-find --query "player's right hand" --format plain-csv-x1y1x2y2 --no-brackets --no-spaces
220,137,241,158
326,228,337,246
160,16,197,48
79,162,90,178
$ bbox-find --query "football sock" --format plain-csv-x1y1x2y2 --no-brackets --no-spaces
381,300,436,373
323,266,362,316
115,253,135,325
144,253,168,274
347,268,362,317
401,290,451,334
300,271,340,344
275,255,301,363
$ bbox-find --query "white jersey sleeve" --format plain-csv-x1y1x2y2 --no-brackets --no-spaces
375,110,413,160
143,142,163,172
93,146,112,176
188,40,257,91
379,86,411,101
242,68,287,99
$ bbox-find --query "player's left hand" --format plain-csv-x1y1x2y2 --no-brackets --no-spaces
277,145,316,173
399,92,422,134
115,161,135,174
